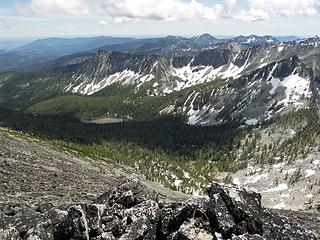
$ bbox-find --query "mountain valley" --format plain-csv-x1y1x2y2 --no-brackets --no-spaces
1,33,320,239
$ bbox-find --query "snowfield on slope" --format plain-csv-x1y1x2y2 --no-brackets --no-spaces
268,71,311,106
224,152,320,211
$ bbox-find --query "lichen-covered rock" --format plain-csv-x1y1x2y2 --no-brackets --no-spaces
0,181,316,240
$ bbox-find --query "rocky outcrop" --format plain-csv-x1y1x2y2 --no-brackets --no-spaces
0,181,316,240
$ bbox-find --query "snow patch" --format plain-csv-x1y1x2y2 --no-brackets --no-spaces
245,118,259,125
273,162,286,171
174,179,183,188
312,160,320,166
284,168,296,175
268,71,311,106
280,72,311,106
173,65,223,91
305,194,314,198
305,169,315,178
226,188,243,203
221,63,245,79
183,171,191,179
269,77,281,95
245,36,256,43
69,70,142,95
278,46,284,52
160,105,175,114
244,173,269,184
232,178,241,186
263,183,288,192
273,202,286,209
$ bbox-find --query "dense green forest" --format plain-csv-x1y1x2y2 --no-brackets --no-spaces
27,80,227,120
0,107,318,192
0,107,243,191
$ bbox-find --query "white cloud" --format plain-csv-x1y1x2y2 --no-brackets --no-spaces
113,17,132,24
248,0,320,17
58,26,77,31
99,0,222,22
216,0,269,22
17,0,222,21
236,9,269,22
15,0,320,23
99,20,107,25
219,0,320,21
16,0,91,16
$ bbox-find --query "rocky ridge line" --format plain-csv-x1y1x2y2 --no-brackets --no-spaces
0,181,316,240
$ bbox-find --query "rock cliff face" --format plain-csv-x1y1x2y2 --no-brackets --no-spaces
0,181,316,240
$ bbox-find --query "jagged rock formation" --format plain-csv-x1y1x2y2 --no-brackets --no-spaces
0,181,316,240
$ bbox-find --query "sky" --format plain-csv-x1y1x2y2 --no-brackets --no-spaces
0,0,320,39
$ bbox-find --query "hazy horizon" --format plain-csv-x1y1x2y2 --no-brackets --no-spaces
0,33,313,41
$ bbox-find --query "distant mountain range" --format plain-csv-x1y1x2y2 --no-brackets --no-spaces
0,34,308,72
0,39,33,50
274,35,303,42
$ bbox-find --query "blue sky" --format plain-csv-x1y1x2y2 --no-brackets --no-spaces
0,0,319,39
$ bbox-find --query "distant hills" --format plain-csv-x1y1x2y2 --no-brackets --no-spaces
274,35,303,42
0,34,310,72
16,36,137,56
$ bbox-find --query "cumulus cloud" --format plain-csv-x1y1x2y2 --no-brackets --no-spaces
248,0,320,17
15,0,320,23
99,0,223,22
215,0,269,22
236,9,269,22
17,0,223,21
219,0,320,21
15,0,91,16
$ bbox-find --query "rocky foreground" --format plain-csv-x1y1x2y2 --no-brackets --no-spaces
0,130,319,239
0,181,317,240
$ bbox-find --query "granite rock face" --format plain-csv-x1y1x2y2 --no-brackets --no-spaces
0,181,316,240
